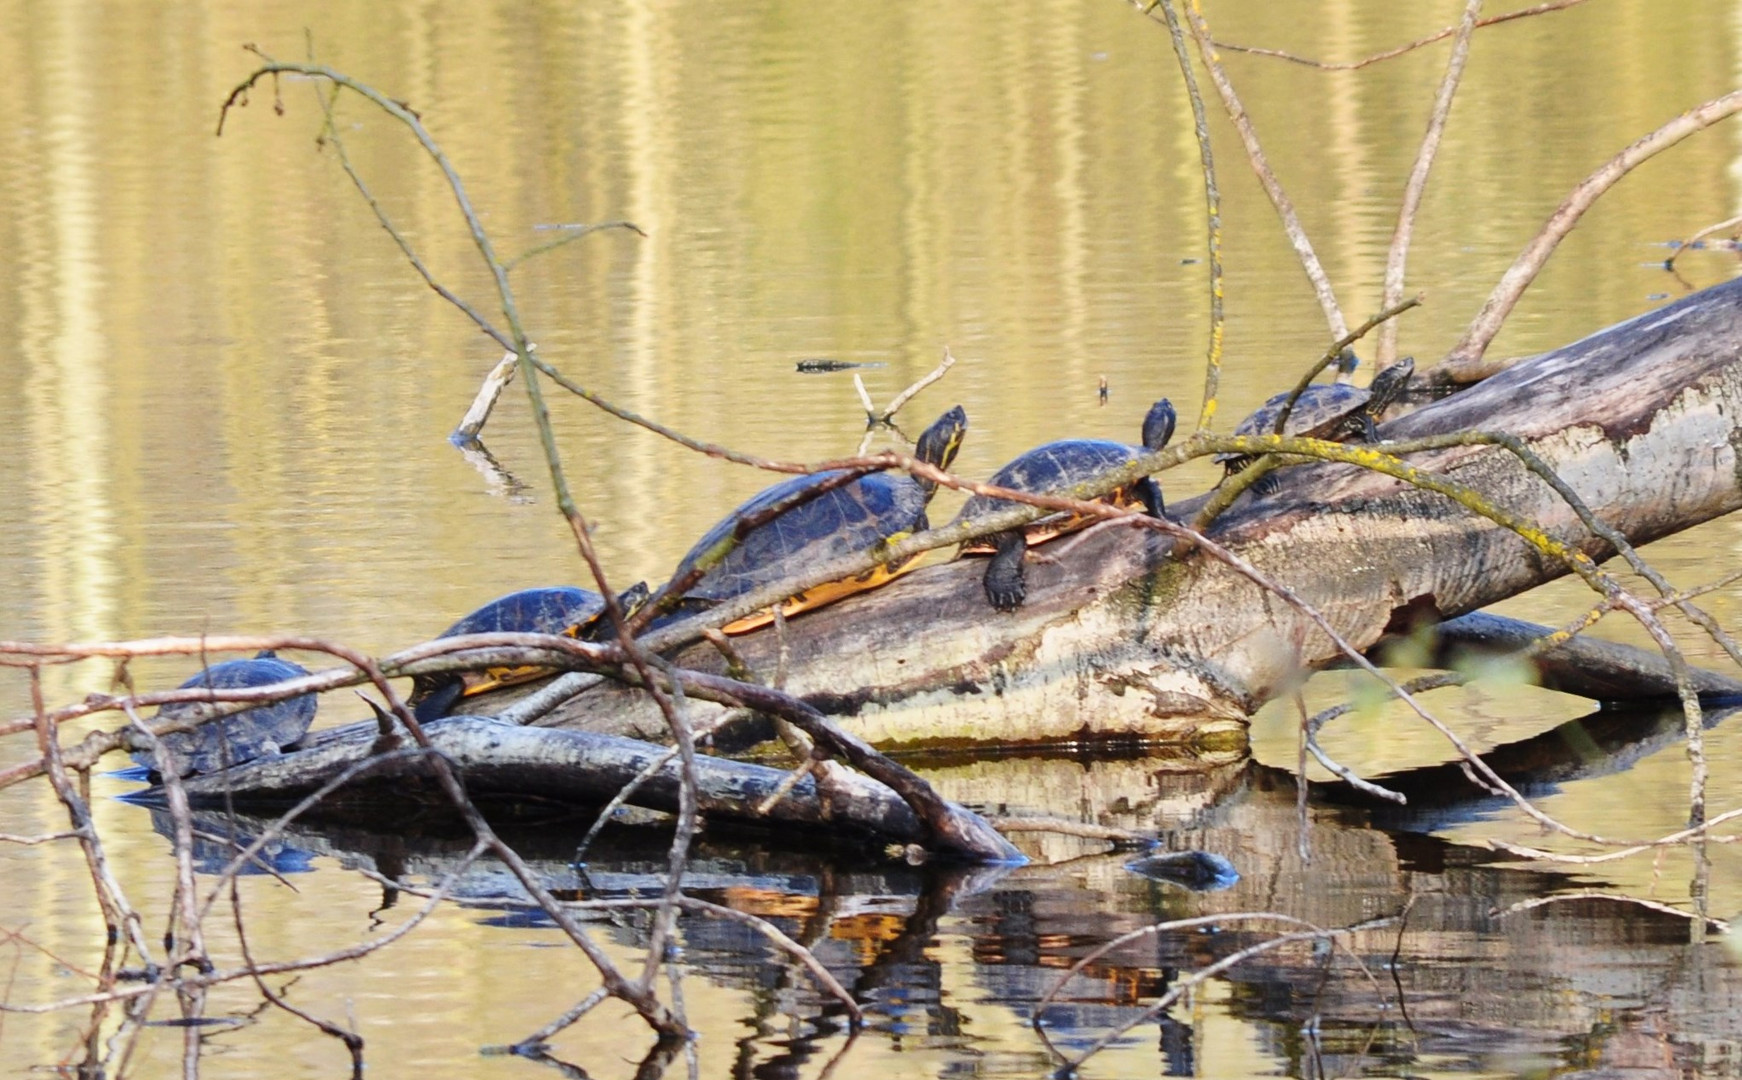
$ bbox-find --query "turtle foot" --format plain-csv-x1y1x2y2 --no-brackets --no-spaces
983,533,1029,612
983,562,1027,612
985,578,1026,612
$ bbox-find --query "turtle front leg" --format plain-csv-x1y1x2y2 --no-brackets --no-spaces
1138,477,1167,520
982,530,1030,612
411,678,465,724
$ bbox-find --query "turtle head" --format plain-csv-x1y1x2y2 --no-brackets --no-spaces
1141,398,1177,452
1367,357,1415,410
914,405,967,495
1333,349,1360,384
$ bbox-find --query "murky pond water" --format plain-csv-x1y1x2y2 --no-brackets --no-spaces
5,1,1742,1076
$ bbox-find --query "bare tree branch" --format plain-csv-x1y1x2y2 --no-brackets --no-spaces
1436,89,1742,381
1211,0,1594,71
1378,0,1479,364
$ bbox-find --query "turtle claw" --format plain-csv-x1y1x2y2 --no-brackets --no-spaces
985,577,1026,613
982,532,1029,612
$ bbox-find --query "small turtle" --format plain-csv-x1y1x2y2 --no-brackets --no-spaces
133,651,316,778
656,405,967,633
409,583,649,721
1216,356,1415,480
953,398,1176,612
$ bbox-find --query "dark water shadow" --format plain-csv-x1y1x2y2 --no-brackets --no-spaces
1314,700,1742,834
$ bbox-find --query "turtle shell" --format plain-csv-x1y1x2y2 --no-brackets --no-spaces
953,439,1148,543
436,586,607,638
134,651,316,777
1214,383,1373,465
671,469,929,604
411,586,626,715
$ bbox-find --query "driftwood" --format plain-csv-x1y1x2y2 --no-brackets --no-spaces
143,716,1023,863
522,279,1742,747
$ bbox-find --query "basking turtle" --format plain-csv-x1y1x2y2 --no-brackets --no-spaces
133,651,317,778
656,404,967,633
1216,356,1415,480
953,398,1176,613
409,583,650,721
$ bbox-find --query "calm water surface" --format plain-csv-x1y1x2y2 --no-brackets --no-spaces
4,1,1742,1076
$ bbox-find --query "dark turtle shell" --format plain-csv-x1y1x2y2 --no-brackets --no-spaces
435,586,609,638
1214,383,1372,466
660,405,966,629
410,585,647,719
1217,357,1416,470
951,399,1172,613
671,469,931,603
134,651,316,777
954,439,1152,538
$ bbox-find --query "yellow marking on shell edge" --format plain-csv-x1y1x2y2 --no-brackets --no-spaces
960,490,1147,555
462,664,550,697
722,550,928,635
459,624,585,698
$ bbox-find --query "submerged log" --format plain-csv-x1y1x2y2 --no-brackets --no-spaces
1365,610,1742,702
533,278,1742,747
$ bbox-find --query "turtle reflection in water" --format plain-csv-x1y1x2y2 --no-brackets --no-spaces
408,583,649,722
654,405,968,634
1216,356,1416,486
953,398,1177,612
133,651,317,778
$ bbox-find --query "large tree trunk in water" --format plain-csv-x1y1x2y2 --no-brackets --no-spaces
535,279,1742,748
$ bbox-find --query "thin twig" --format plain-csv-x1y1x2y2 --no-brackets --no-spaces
1487,804,1742,864
985,815,1152,845
1492,890,1729,933
1438,88,1742,381
30,668,157,979
1209,0,1591,71
505,220,645,272
1035,912,1395,1069
3,836,488,1017
1378,0,1479,365
1153,0,1348,338
1665,212,1742,273
1153,0,1226,432
1267,295,1422,440
1294,694,1312,860
852,374,876,417
452,351,519,444
877,346,957,423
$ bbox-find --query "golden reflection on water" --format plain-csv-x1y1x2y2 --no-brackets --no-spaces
4,0,1742,1076
20,4,117,708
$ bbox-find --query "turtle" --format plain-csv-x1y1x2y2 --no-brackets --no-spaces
654,404,968,633
409,583,650,722
132,651,317,778
953,398,1177,613
1215,356,1415,481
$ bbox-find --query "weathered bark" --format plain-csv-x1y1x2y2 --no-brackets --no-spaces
534,278,1742,746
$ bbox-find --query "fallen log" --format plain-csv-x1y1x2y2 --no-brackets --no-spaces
530,278,1742,747
140,716,1024,863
